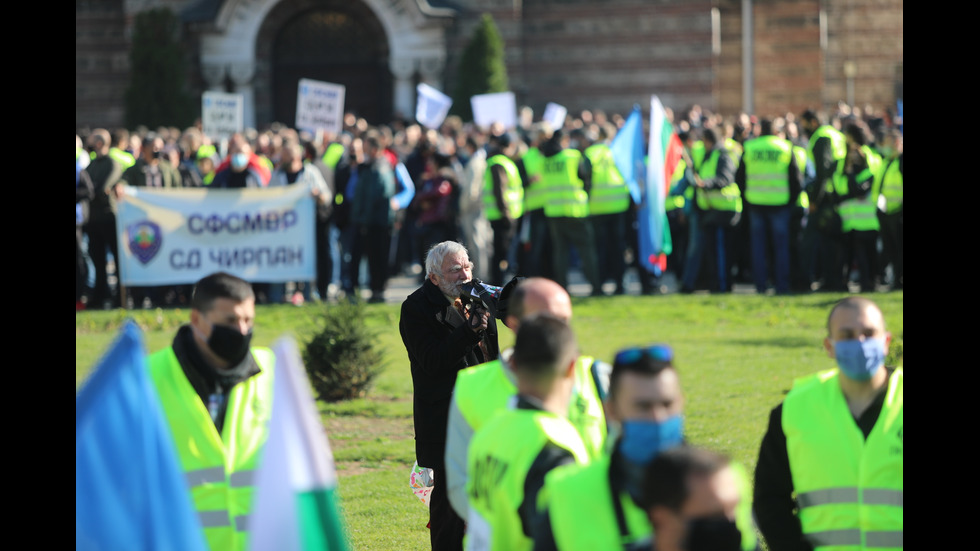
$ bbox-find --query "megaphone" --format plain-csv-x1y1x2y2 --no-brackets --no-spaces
458,276,525,320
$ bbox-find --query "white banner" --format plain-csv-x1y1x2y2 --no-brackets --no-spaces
296,79,346,136
542,102,567,131
471,91,516,130
116,186,316,286
416,83,453,129
202,92,244,141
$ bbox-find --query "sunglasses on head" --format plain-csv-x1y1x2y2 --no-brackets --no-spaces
614,344,674,366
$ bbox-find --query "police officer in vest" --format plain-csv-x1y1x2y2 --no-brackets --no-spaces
466,313,590,551
147,272,276,551
444,277,609,521
874,129,902,290
536,343,759,551
799,110,848,292
483,132,524,283
541,129,602,295
643,446,756,551
735,118,802,295
681,128,741,294
837,123,882,293
754,296,903,550
585,124,631,295
519,122,557,280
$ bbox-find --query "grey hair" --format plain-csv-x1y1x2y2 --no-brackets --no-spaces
425,241,468,278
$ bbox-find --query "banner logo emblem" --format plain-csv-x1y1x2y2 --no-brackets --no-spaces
127,221,162,265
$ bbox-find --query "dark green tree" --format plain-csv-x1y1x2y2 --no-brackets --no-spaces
451,13,509,122
124,7,195,129
303,300,385,402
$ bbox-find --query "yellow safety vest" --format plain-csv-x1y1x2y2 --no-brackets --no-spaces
585,143,630,215
783,368,903,550
808,126,847,196
148,346,275,551
743,135,793,206
545,455,758,551
876,158,903,214
836,146,882,232
542,149,589,218
484,155,524,221
455,356,607,460
695,149,742,212
793,146,810,209
522,147,548,212
467,408,590,551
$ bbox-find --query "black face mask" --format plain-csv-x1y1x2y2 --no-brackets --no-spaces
207,324,253,365
684,516,741,551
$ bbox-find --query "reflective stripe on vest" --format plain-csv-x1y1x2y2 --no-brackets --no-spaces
455,357,607,460
522,148,548,212
542,149,589,218
466,409,590,551
484,155,524,221
695,149,742,212
585,144,630,215
148,346,276,551
743,136,793,205
783,368,903,550
877,159,903,214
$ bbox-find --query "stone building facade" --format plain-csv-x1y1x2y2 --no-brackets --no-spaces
76,0,903,131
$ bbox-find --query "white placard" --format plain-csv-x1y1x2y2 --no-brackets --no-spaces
116,186,316,285
542,102,568,131
202,92,244,141
470,91,516,130
295,79,346,135
416,83,453,129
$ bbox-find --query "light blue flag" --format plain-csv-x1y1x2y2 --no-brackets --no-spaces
610,104,645,204
76,320,207,551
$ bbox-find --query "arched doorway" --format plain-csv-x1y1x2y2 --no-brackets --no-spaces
269,1,392,127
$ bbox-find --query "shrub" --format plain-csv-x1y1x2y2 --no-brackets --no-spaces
451,13,509,122
303,300,385,402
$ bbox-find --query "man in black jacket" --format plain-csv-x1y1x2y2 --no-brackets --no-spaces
400,240,501,551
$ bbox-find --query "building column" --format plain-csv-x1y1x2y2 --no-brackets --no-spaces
229,61,257,130
390,57,417,121
201,63,227,92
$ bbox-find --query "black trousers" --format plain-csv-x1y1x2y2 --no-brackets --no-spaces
429,465,465,551
84,215,118,307
350,224,392,295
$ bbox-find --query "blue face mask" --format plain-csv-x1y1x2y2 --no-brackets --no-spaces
231,153,249,170
834,337,886,381
619,415,684,465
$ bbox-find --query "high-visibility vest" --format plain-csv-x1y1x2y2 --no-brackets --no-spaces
542,149,589,218
544,455,651,550
466,408,590,551
666,157,687,212
522,147,548,212
109,147,136,169
545,455,759,551
743,135,794,206
148,347,276,551
725,137,743,165
321,142,345,169
836,146,882,232
793,146,810,209
585,143,630,215
484,154,524,221
876,158,903,214
696,149,742,212
455,356,607,460
783,368,903,550
808,126,847,196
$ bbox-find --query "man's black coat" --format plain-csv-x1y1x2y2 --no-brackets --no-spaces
399,278,500,469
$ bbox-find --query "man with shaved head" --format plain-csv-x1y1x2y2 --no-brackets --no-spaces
754,296,903,550
444,277,609,522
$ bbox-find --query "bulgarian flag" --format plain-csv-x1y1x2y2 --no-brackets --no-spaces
612,97,684,275
249,337,349,551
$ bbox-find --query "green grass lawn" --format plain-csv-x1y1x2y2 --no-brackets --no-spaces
76,291,903,550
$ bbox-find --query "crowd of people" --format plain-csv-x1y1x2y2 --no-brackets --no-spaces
76,101,902,309
399,240,902,551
